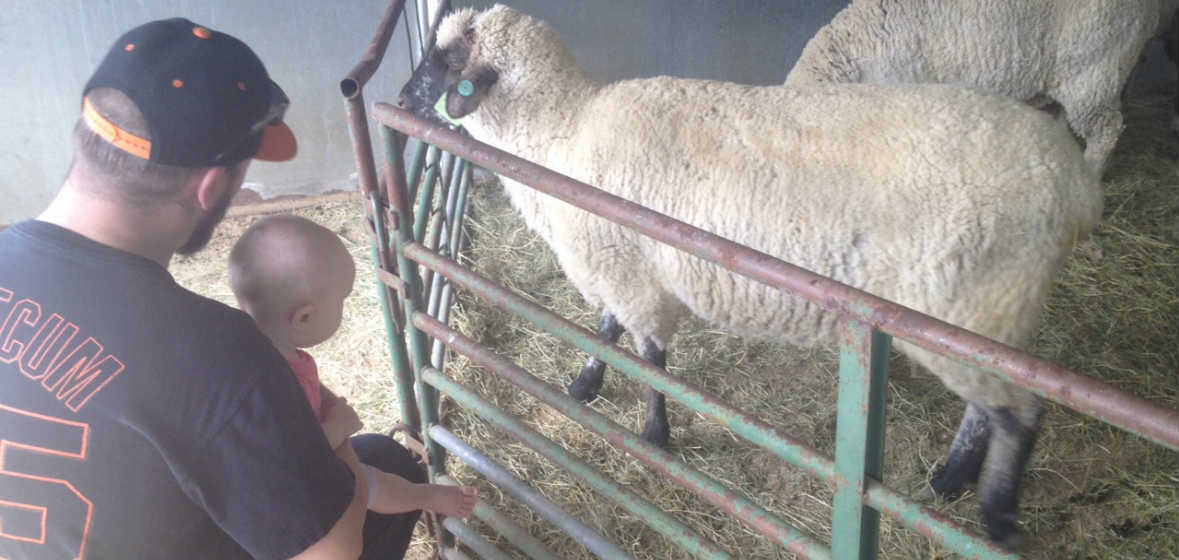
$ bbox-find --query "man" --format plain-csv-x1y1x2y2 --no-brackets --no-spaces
0,18,425,559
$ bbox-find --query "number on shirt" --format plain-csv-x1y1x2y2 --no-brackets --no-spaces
0,405,92,560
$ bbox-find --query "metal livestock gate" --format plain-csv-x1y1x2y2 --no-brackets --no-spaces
339,2,1179,559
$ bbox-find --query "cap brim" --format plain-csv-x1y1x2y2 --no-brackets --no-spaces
254,121,297,161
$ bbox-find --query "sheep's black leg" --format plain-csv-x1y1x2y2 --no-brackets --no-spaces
568,311,623,402
930,402,991,501
638,338,670,447
978,401,1043,550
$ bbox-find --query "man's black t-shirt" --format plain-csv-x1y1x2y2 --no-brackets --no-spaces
0,221,355,559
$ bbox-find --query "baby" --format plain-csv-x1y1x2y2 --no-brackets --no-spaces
228,214,476,520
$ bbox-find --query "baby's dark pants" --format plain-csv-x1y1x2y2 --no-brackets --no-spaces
352,433,427,560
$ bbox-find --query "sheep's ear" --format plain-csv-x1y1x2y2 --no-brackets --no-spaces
445,65,498,119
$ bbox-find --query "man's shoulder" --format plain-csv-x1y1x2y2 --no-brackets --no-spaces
168,292,282,373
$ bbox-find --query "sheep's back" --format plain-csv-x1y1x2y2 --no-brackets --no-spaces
544,79,1099,347
785,0,1163,101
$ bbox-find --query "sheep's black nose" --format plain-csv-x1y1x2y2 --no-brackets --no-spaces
396,95,407,108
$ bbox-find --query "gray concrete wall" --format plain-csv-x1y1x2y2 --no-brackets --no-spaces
1,0,851,224
0,0,427,224
3,1,1174,224
448,0,848,85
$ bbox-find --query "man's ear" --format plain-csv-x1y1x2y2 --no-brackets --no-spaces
192,166,229,211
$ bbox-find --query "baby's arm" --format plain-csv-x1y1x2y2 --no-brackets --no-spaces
367,469,478,519
320,389,363,450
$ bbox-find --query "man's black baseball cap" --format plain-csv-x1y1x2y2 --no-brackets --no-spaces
82,17,296,167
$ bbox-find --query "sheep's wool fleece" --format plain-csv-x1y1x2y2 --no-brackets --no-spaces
439,6,1103,410
783,0,1178,173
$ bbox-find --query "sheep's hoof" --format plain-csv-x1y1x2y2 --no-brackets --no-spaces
929,464,969,502
983,513,1023,551
641,420,670,448
567,375,602,403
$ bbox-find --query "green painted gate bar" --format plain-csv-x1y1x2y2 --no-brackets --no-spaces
832,322,891,560
380,125,446,474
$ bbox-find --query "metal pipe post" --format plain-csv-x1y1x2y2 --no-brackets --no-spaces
831,323,890,560
381,125,446,472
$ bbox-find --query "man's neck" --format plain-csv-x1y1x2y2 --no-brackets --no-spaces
37,181,189,268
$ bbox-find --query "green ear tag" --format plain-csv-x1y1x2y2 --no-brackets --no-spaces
457,79,475,97
433,92,463,125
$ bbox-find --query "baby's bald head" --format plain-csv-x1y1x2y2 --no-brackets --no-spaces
228,215,355,333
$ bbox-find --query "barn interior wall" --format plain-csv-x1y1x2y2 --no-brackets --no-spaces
2,0,1174,225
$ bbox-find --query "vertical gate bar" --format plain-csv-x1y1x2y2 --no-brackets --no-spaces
431,160,471,374
417,151,455,297
437,474,561,560
404,141,432,208
429,426,636,560
429,281,455,369
341,90,378,201
430,161,473,371
381,125,446,473
426,159,468,319
423,366,734,560
448,162,474,258
348,74,417,429
368,196,421,435
441,518,515,560
441,158,467,254
415,151,453,243
832,320,889,560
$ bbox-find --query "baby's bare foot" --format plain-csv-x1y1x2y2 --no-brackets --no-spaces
427,484,479,518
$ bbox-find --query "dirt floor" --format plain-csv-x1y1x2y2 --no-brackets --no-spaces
170,92,1178,560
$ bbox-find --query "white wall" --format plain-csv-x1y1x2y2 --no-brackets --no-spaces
0,0,426,224
4,1,1172,224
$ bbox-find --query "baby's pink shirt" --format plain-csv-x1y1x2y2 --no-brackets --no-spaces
289,349,324,421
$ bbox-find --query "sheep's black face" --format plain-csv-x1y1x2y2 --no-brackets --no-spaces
398,46,452,126
398,24,498,125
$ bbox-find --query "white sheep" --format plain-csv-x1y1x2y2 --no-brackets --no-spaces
785,0,1179,175
399,5,1103,547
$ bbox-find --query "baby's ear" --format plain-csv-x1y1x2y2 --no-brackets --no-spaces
290,303,316,329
